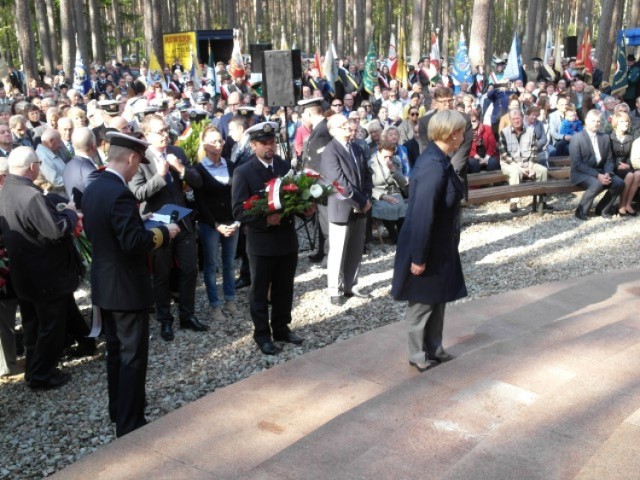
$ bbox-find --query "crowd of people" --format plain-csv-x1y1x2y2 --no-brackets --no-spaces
1,45,640,438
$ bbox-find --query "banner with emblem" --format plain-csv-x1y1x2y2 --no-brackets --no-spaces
362,37,378,94
229,29,246,79
453,29,472,86
396,26,408,89
611,33,628,97
503,31,522,81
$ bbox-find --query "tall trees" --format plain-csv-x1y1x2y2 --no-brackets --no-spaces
59,0,75,77
410,0,423,63
469,0,492,68
88,0,104,63
596,0,624,80
13,0,38,85
33,0,54,75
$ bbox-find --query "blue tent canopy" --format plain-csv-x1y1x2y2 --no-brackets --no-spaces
617,28,640,46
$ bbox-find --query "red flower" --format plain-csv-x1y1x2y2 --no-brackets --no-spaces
332,181,348,197
282,183,299,192
243,194,260,210
304,168,321,179
74,217,84,238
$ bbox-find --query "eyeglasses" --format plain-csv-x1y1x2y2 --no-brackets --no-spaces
150,128,169,135
437,98,455,104
409,112,419,117
332,103,343,107
228,103,240,107
31,161,42,165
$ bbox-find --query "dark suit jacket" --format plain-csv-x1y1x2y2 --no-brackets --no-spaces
391,142,467,304
231,155,298,256
128,145,202,231
320,139,373,223
0,174,80,302
82,170,169,311
193,160,235,226
303,118,332,172
63,155,97,208
569,130,615,185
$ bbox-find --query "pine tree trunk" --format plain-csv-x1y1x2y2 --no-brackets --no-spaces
88,0,104,63
522,0,537,65
14,0,39,86
34,0,54,75
336,0,345,57
60,0,75,78
534,0,547,59
631,0,640,59
112,0,124,62
596,0,622,81
45,0,59,69
422,0,429,57
74,0,89,63
469,0,491,68
441,0,450,66
410,0,422,65
365,0,372,48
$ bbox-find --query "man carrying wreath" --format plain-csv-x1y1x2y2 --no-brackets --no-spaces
231,122,305,355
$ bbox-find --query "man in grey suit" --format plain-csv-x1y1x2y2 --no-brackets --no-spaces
320,114,373,306
570,109,624,220
62,127,98,207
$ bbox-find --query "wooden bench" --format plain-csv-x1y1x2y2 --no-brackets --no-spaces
467,178,581,214
468,166,570,188
548,156,571,167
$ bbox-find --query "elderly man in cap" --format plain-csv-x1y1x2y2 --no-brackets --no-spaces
82,132,179,437
0,147,79,390
231,122,305,355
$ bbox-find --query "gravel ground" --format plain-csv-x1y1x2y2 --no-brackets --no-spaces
1,191,638,479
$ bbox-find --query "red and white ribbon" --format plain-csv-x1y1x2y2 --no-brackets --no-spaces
267,177,282,211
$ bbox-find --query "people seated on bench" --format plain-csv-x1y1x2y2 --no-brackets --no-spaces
548,94,572,156
370,140,409,244
610,111,639,216
468,109,500,173
499,109,550,213
570,109,624,220
524,106,551,167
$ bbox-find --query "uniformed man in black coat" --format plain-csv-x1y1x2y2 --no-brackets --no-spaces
0,146,79,390
82,132,179,437
231,122,307,355
299,98,333,263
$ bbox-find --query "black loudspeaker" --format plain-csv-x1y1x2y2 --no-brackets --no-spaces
291,49,302,78
564,36,577,58
262,50,296,107
249,43,272,73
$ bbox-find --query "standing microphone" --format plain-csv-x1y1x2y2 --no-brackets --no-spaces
170,209,179,224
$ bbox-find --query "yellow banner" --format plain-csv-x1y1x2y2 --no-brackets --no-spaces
161,32,197,72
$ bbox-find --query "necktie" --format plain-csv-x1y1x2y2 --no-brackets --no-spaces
348,143,361,184
161,153,173,185
67,143,75,156
267,164,274,178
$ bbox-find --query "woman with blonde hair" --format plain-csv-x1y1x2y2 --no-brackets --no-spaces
392,109,467,372
192,125,240,321
610,111,640,215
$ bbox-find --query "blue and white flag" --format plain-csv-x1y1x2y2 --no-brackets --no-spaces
542,28,552,66
452,30,473,86
503,31,522,81
323,42,339,95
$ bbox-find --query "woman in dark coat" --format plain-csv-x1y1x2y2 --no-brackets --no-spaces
609,111,639,216
391,110,468,372
193,125,240,321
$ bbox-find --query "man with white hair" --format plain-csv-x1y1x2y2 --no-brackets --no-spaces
63,127,98,207
0,146,80,390
36,128,67,195
57,117,74,162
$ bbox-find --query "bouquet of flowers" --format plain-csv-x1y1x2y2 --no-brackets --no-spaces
243,168,335,217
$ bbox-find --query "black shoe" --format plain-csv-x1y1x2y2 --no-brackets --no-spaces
160,322,174,341
344,289,372,299
429,352,455,363
180,316,209,331
274,331,304,345
363,244,371,255
542,203,554,211
509,203,518,213
330,296,346,306
574,208,588,220
308,251,325,263
29,370,71,391
257,340,280,355
601,209,615,219
67,338,97,358
235,277,251,289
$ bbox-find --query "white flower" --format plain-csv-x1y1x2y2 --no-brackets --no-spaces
309,184,324,198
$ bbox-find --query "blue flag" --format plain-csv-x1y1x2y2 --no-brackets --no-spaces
504,31,522,81
453,31,473,86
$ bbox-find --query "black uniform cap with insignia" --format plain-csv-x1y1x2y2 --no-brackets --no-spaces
106,132,151,163
98,99,120,116
246,121,278,142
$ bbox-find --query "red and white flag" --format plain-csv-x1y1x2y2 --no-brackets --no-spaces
229,30,245,79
